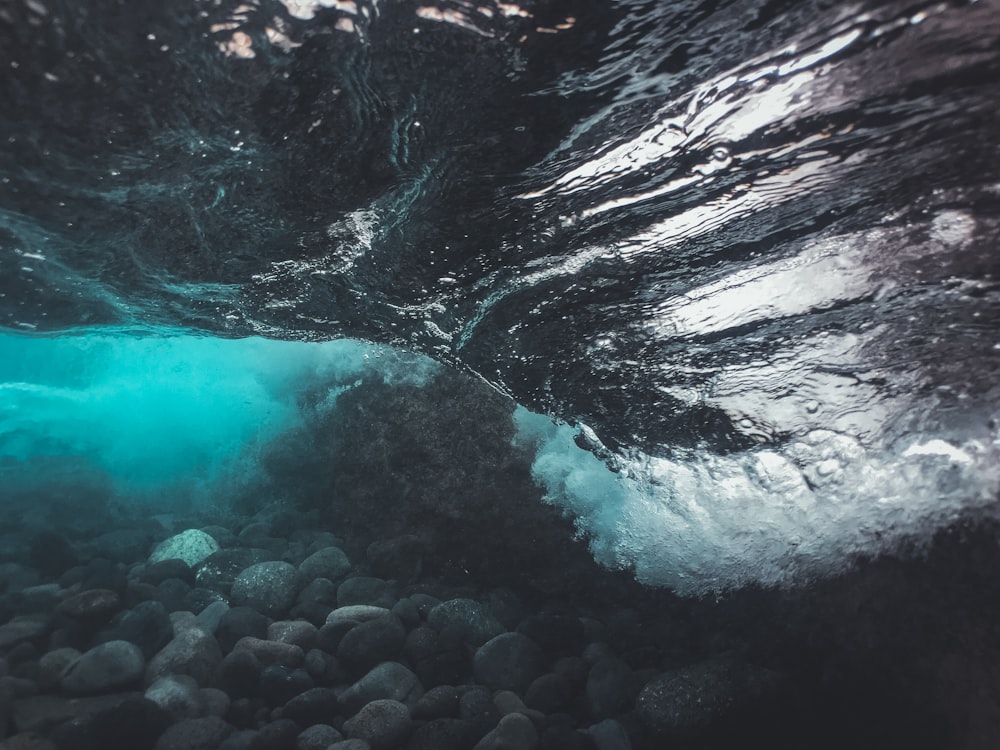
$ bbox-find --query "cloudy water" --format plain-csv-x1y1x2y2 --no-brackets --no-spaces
0,0,998,592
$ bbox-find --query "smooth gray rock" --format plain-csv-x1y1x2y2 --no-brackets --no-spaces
588,718,633,750
230,562,300,617
268,620,318,651
61,640,145,694
473,633,545,693
472,712,538,750
144,674,202,720
340,662,423,715
586,657,635,718
296,723,343,750
636,659,784,737
145,626,222,686
298,547,351,583
153,715,233,750
231,636,304,669
428,599,504,646
336,577,395,609
149,530,219,567
337,616,406,676
343,699,411,750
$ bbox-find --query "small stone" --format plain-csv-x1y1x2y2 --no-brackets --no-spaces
526,672,573,713
586,657,634,719
216,606,270,653
296,723,343,750
194,600,230,635
328,741,370,750
282,687,339,727
61,640,145,694
231,562,300,617
472,712,538,750
428,599,504,647
408,719,472,750
324,605,391,629
0,732,58,750
339,661,423,715
145,625,222,686
36,648,80,690
232,637,304,669
258,665,313,706
144,674,203,720
196,549,272,596
200,687,230,718
411,684,459,720
337,615,406,677
94,600,173,659
343,699,411,750
149,530,220,568
142,559,196,587
153,715,233,750
268,620,317,651
587,718,632,750
473,633,545,693
0,616,48,650
253,718,299,749
298,547,351,584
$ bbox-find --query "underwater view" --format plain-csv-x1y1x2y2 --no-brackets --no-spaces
1,0,998,747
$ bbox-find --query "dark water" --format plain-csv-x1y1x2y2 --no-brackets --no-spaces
1,0,999,589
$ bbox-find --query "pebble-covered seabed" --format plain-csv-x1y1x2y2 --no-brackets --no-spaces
1,498,999,750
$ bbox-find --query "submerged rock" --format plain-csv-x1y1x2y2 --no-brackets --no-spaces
473,633,545,693
343,699,411,750
230,562,299,617
149,530,220,568
60,640,145,694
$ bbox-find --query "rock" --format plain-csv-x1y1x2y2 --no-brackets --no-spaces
320,606,392,652
268,620,317,651
142,559,197,587
46,694,171,750
216,606,271,653
258,665,313,706
0,732,58,750
94,600,174,659
405,627,468,688
408,594,441,618
473,633,545,693
157,578,193,613
146,625,222,686
428,599,504,647
336,577,395,609
153,716,233,750
215,650,262,699
231,562,300,617
252,718,299,749
196,549,272,596
61,640,145,694
366,536,423,584
337,616,406,677
343,699,411,750
282,687,339,727
635,659,784,739
526,672,573,713
55,589,121,622
328,741,370,750
587,719,632,750
184,587,226,614
36,648,80,690
293,578,338,625
405,718,472,750
144,674,203,720
304,648,341,683
149,530,220,568
0,617,48,650
298,547,351,584
586,658,635,719
232,637,305,669
492,690,543,722
296,723,343,750
194,600,230,635
200,687,230,718
472,712,538,750
10,692,157,735
217,729,256,750
458,686,500,741
27,532,77,579
390,598,420,628
340,662,424,715
411,684,459,720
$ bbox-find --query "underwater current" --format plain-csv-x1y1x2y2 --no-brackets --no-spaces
1,0,998,593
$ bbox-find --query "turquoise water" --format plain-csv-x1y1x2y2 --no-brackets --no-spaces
0,331,386,498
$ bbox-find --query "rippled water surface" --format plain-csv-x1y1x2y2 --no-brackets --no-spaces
1,0,998,590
